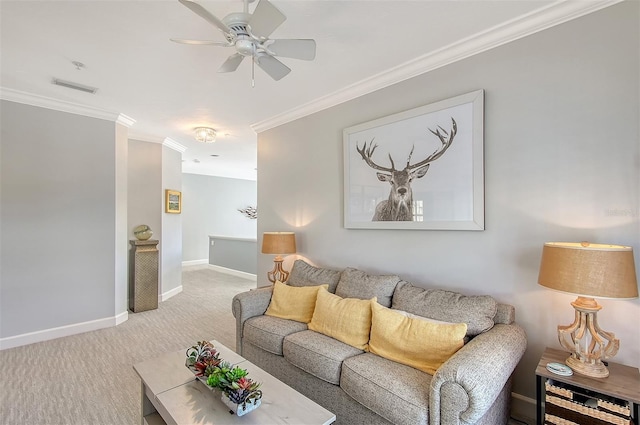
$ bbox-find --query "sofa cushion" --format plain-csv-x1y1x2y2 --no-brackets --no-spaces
392,309,455,325
283,330,363,385
265,281,328,323
308,289,375,350
286,260,342,293
392,281,497,336
243,315,308,355
335,267,400,307
341,353,431,425
495,303,515,325
369,303,467,374
392,308,471,344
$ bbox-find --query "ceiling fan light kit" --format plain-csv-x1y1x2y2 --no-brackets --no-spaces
174,0,316,83
194,127,216,143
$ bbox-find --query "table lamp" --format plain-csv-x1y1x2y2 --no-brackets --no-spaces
261,232,296,283
538,241,638,378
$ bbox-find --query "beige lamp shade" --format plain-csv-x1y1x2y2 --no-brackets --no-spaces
538,242,638,299
261,232,296,255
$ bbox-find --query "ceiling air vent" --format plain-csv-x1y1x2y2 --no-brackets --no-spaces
52,78,98,94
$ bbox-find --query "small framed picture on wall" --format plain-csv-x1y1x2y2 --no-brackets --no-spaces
165,189,181,214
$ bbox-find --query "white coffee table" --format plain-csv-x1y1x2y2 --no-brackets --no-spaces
133,340,336,425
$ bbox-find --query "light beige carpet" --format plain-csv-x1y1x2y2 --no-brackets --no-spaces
0,267,255,425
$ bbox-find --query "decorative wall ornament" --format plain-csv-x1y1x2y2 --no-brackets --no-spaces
238,206,257,219
343,89,485,231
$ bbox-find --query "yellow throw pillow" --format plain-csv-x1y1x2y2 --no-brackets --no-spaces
308,289,376,350
369,302,467,374
265,281,329,323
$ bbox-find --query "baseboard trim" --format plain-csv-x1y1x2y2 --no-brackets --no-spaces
182,259,209,267
0,312,129,351
511,392,536,424
208,265,257,281
115,310,129,325
160,285,183,302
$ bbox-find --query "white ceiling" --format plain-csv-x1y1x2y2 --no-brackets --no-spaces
0,0,615,181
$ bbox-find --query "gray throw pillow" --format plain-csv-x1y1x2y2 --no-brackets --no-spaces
391,281,497,336
286,260,342,293
335,267,400,307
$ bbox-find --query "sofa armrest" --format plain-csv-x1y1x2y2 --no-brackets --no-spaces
231,287,273,354
429,323,527,425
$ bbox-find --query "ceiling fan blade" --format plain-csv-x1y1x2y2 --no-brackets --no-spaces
248,0,286,38
255,55,291,81
268,39,316,61
178,0,230,34
170,38,231,46
218,53,245,73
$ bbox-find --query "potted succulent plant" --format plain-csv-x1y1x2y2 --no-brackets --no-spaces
185,341,262,416
185,341,221,377
206,361,262,416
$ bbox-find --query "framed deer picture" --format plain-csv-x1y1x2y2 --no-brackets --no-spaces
343,89,484,230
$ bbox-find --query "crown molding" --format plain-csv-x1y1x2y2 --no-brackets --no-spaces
116,114,136,128
128,134,188,153
251,0,622,133
128,132,165,144
0,87,137,126
162,137,188,153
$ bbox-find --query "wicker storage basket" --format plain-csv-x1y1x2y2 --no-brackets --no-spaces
544,381,632,425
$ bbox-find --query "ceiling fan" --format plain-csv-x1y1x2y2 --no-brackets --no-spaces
172,0,316,82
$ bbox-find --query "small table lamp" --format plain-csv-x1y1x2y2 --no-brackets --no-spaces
261,232,296,284
538,242,638,378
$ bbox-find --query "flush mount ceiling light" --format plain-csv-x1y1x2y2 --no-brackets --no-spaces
194,127,216,143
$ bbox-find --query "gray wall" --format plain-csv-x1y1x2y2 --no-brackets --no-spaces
128,140,162,245
209,236,257,274
182,173,257,262
257,1,639,408
160,145,183,297
1,100,125,338
114,123,128,316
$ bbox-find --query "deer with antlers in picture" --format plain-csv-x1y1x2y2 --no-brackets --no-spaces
356,118,457,221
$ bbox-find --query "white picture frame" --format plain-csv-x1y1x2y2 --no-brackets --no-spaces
343,89,484,230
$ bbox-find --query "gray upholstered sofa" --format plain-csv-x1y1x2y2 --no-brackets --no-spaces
232,260,527,425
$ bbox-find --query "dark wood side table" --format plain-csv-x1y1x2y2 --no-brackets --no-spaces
535,347,640,425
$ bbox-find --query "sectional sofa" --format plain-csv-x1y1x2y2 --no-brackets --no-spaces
232,260,527,425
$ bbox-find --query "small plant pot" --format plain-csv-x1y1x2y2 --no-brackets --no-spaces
221,394,261,416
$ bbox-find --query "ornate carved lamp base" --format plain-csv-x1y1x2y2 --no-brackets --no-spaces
558,296,619,378
565,354,609,378
267,256,290,284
